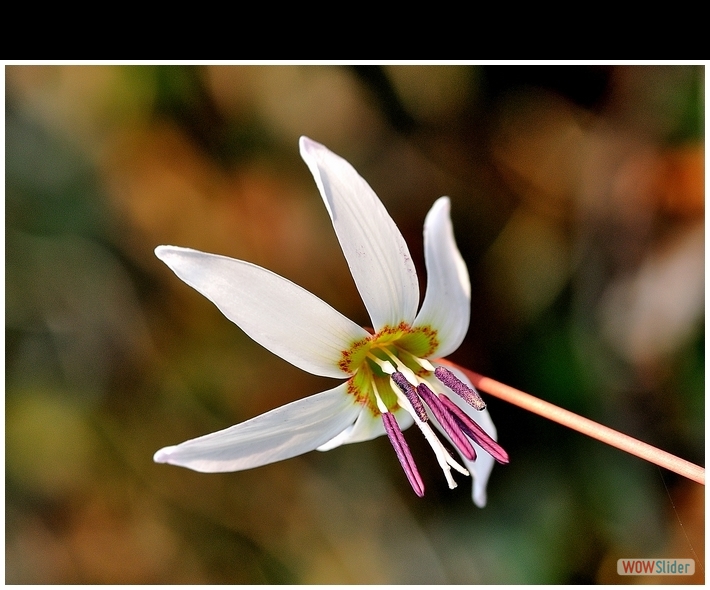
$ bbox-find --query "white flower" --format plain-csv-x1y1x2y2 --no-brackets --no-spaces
153,137,507,507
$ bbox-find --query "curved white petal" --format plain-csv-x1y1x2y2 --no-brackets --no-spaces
316,403,414,451
154,384,361,472
413,197,471,358
458,408,496,508
299,137,419,330
156,246,368,379
430,368,497,507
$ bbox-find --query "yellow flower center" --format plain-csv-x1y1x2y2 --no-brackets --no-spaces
339,322,439,414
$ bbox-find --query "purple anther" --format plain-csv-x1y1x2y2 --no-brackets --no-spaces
381,411,425,497
439,394,509,464
391,371,428,423
416,383,476,461
434,366,486,410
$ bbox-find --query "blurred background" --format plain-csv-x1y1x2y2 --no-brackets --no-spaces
5,64,704,583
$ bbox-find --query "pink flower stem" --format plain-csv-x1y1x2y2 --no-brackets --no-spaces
437,359,705,486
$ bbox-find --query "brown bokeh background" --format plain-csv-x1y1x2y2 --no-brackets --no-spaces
5,64,704,583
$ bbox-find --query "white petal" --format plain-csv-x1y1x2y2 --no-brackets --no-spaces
154,384,361,472
299,136,419,330
156,246,368,379
316,404,414,451
413,197,471,358
461,411,496,508
431,369,497,507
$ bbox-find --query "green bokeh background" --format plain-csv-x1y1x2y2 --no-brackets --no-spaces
5,64,704,583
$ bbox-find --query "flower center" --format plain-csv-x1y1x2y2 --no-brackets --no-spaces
339,322,439,414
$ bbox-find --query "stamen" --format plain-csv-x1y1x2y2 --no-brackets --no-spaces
376,362,473,492
398,349,436,373
390,383,419,422
435,366,486,410
378,350,420,385
390,371,428,423
418,357,436,372
390,374,470,489
381,412,425,497
416,383,476,461
367,353,396,375
439,394,509,464
371,388,387,415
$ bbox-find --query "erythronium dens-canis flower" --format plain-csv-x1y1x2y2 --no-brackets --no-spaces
153,137,508,507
